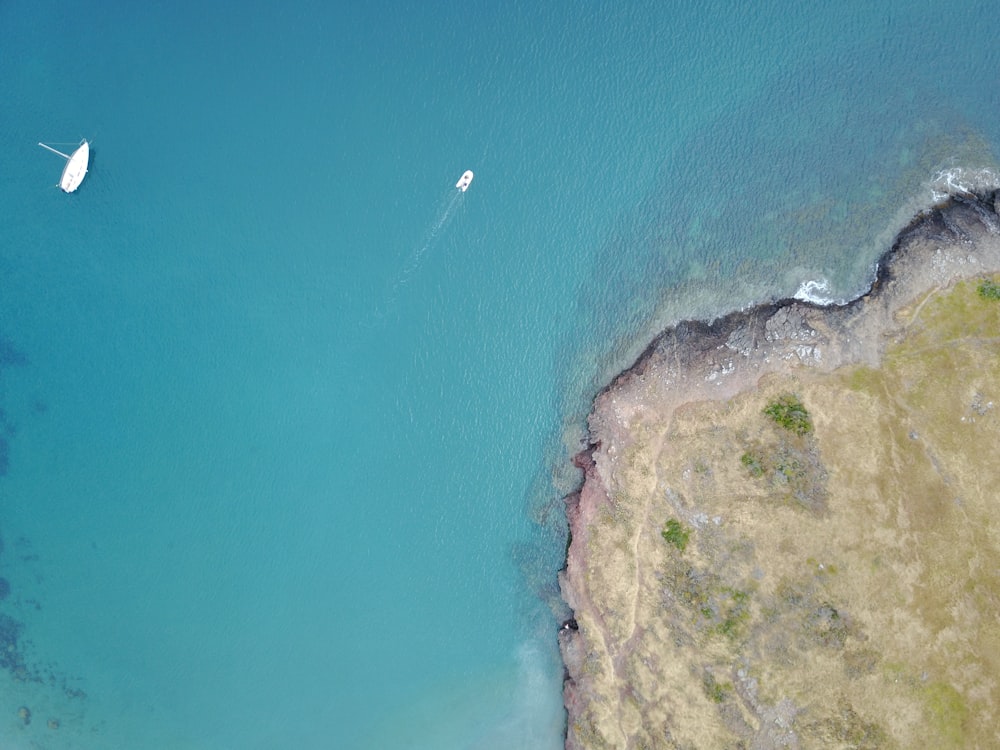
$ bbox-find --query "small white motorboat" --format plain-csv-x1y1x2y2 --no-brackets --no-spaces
38,140,90,193
455,170,474,192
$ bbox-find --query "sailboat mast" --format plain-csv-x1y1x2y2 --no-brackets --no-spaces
38,142,70,160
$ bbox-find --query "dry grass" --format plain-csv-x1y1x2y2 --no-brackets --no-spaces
573,278,1000,749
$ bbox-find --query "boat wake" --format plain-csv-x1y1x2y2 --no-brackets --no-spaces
401,188,464,279
373,187,466,322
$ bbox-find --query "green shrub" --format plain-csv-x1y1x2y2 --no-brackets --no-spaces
740,451,765,477
661,518,690,552
716,588,751,639
977,279,1000,301
764,394,813,435
702,672,732,703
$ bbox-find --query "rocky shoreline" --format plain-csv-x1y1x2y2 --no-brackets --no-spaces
559,189,1000,748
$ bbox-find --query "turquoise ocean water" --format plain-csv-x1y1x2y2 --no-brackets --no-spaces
1,1,998,747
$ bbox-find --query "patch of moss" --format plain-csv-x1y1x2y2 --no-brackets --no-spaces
764,393,813,435
924,681,968,748
661,518,690,552
846,366,881,393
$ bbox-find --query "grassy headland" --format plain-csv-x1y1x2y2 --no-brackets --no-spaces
560,193,1000,749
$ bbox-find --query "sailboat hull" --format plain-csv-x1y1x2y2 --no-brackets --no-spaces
60,141,90,193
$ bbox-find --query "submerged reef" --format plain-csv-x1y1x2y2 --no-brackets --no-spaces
0,613,27,677
560,190,1000,748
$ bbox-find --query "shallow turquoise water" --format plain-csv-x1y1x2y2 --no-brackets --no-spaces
1,1,998,747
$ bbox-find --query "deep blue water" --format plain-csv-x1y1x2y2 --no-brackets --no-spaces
1,1,998,747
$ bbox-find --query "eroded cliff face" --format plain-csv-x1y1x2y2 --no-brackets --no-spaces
560,191,1000,749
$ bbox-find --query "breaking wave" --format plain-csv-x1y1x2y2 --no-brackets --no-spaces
929,166,1000,202
793,278,839,306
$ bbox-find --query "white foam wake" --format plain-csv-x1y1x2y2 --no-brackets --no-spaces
371,187,466,323
399,188,464,281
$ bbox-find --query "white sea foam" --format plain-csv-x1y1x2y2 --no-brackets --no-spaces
929,167,1000,203
793,278,838,306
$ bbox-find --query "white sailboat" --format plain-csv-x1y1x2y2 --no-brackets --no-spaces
38,140,90,193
